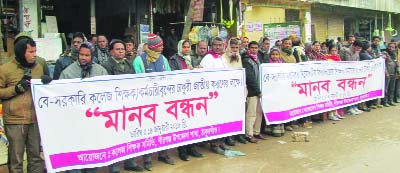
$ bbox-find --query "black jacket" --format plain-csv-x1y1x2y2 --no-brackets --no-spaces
169,54,185,71
241,53,261,97
101,57,135,75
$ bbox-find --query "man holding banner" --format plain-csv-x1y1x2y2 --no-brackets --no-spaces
0,34,46,173
241,41,265,143
60,42,107,173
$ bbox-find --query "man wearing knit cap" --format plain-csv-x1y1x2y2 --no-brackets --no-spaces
132,34,173,171
0,32,48,173
133,34,171,73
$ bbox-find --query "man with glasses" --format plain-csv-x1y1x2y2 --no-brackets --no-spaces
53,32,85,80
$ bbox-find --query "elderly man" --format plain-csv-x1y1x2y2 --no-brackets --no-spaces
191,40,208,67
0,33,48,173
95,34,112,64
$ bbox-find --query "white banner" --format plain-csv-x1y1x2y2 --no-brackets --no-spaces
260,59,386,125
31,69,246,172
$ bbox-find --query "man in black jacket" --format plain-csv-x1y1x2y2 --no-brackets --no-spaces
241,41,266,143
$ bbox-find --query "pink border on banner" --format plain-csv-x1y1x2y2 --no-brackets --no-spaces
265,90,383,122
49,121,242,169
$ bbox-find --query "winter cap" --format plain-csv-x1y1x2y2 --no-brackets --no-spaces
147,34,163,49
14,32,36,68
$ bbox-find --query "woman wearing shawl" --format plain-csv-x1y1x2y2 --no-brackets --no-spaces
169,40,204,161
169,40,194,70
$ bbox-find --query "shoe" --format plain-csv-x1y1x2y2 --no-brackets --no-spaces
188,147,203,158
236,135,248,144
225,136,236,146
328,113,341,121
144,162,152,171
178,153,190,161
369,105,377,109
210,145,225,155
254,134,267,140
394,100,400,103
335,112,345,119
245,135,258,143
348,108,358,115
359,107,371,112
389,103,396,106
158,156,175,165
219,144,230,151
354,108,363,114
383,103,390,107
284,125,293,131
124,165,144,172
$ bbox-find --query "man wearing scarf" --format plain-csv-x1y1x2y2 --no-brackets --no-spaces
133,34,171,73
0,33,49,173
132,34,174,171
200,37,227,68
241,41,266,143
60,42,107,173
60,42,107,79
53,32,85,80
199,37,229,155
95,35,112,65
280,38,297,63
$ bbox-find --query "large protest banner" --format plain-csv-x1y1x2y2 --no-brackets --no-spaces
260,59,385,125
31,69,246,172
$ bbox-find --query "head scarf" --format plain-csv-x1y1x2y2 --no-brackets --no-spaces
177,40,192,67
268,48,283,63
78,42,95,78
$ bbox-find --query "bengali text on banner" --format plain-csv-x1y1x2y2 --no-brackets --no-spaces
31,69,246,173
260,59,385,125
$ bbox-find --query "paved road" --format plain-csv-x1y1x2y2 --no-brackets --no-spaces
1,105,399,173
122,105,400,173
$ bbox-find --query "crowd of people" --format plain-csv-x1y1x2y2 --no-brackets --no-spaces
0,30,399,173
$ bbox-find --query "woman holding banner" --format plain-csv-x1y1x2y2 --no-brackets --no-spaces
169,40,204,161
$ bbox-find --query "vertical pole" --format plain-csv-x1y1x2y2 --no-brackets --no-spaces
90,0,96,34
181,0,196,40
150,0,153,34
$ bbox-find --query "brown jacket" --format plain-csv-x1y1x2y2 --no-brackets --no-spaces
0,58,48,124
